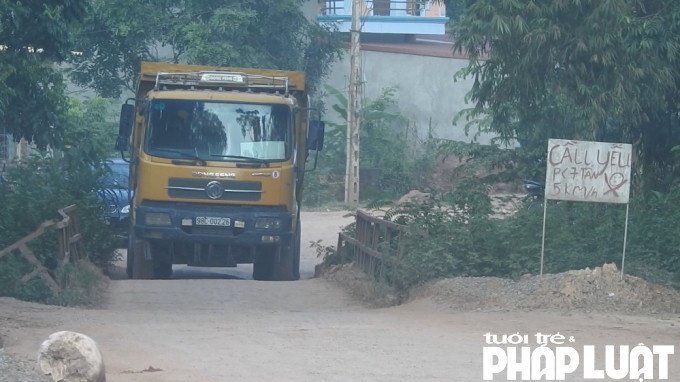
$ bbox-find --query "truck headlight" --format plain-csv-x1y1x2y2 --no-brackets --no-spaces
145,212,172,226
255,218,281,230
120,205,130,214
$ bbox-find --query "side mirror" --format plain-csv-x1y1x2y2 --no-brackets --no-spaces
115,104,135,152
307,120,325,151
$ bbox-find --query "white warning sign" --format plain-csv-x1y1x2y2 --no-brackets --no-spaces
545,139,632,204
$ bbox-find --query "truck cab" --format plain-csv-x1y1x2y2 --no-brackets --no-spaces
116,62,324,280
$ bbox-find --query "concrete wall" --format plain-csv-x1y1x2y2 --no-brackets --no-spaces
320,49,494,145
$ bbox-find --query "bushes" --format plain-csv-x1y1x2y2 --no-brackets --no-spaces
0,97,119,304
626,189,680,285
0,154,118,303
1,155,118,257
375,196,540,290
311,125,680,292
303,86,437,206
329,184,680,293
360,139,679,291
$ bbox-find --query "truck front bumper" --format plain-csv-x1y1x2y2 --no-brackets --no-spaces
133,201,294,246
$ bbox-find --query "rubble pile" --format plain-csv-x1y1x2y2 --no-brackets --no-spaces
414,263,680,314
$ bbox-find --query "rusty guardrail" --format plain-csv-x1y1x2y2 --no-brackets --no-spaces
337,209,407,279
0,205,83,294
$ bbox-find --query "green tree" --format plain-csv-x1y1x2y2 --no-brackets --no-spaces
69,0,342,98
60,97,119,166
0,0,89,148
450,0,680,192
0,98,120,269
438,0,466,20
309,85,426,201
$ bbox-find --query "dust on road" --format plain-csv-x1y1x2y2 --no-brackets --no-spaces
1,210,679,382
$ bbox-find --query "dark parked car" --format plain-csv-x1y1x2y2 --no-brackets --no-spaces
98,159,132,246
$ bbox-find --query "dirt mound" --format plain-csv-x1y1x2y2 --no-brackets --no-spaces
412,263,680,315
323,262,680,315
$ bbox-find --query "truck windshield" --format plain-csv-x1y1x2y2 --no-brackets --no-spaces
144,100,291,162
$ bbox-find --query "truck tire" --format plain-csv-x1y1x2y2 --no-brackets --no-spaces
126,233,134,279
282,219,302,281
131,239,154,279
292,221,301,280
272,243,295,281
151,241,173,279
253,242,294,281
273,219,300,281
253,218,300,281
253,250,274,281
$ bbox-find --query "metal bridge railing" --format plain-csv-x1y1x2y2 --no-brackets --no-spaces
336,209,407,279
0,205,83,295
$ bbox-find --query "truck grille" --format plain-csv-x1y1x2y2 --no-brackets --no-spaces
166,178,262,201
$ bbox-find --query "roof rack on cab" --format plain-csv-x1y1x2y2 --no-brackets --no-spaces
150,71,290,96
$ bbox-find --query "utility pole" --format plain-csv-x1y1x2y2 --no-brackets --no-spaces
345,0,361,205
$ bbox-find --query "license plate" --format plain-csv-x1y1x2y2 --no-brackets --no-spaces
195,216,231,226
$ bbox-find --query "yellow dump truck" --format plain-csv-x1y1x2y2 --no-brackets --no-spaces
115,62,324,280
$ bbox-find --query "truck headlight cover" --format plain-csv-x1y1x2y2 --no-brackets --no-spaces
255,218,281,230
145,212,172,226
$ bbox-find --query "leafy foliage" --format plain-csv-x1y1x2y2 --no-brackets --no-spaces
0,153,117,262
450,0,680,193
0,0,88,61
60,98,120,163
348,186,680,292
0,98,120,304
438,0,466,20
0,0,88,148
69,0,343,97
303,85,437,205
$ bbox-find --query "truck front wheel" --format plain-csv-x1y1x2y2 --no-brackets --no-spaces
126,233,134,279
128,235,171,279
292,221,301,280
273,221,301,281
253,222,300,281
151,241,173,279
253,245,289,281
253,249,274,281
129,237,154,279
272,242,295,281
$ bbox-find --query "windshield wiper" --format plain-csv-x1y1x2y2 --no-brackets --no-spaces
210,154,269,163
151,148,207,166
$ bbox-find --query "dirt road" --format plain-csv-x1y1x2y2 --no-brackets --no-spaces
1,210,679,381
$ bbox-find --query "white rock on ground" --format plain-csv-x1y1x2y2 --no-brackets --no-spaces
37,331,106,382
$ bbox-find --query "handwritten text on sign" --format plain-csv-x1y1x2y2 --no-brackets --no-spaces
545,139,632,204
